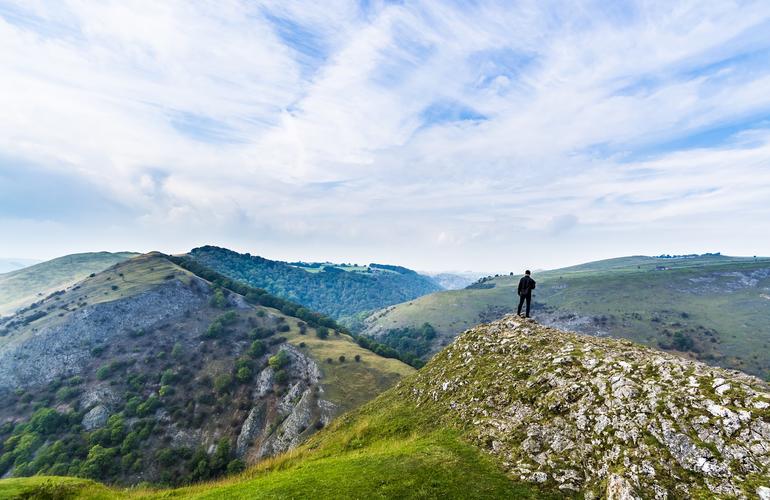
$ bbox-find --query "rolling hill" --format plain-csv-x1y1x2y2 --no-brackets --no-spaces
0,253,412,486
359,254,770,379
3,316,769,498
186,246,442,320
0,252,138,317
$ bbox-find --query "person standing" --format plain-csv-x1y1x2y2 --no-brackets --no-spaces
517,270,536,318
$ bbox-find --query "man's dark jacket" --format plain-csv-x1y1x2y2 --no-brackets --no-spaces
518,275,536,296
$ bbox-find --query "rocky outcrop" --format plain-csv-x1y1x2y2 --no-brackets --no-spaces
81,405,110,431
238,345,335,461
403,315,770,498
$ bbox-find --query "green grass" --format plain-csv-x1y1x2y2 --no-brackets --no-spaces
363,255,770,377
283,326,414,412
0,251,138,316
0,390,561,499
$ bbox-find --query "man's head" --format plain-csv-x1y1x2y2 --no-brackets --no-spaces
525,270,531,275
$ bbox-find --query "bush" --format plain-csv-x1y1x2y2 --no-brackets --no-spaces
236,366,252,383
160,369,177,385
227,458,246,474
338,355,346,363
354,354,361,362
316,326,329,340
159,385,174,397
298,342,306,348
214,374,233,394
274,370,288,385
136,397,160,417
277,324,291,333
326,358,333,364
247,340,266,358
171,342,183,359
268,351,289,369
210,288,227,308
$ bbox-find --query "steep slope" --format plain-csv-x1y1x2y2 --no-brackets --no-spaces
0,252,138,317
361,254,770,378
187,246,442,319
4,317,769,499
0,253,412,485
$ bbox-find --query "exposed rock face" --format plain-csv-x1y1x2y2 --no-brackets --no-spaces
404,315,770,498
237,345,336,461
81,405,110,431
0,279,209,391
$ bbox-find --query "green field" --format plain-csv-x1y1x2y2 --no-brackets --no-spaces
362,255,770,378
0,252,138,317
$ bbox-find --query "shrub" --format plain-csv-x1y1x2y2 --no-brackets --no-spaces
136,397,160,417
210,288,227,308
338,355,346,363
326,358,333,364
171,342,183,359
96,364,112,380
277,324,291,333
159,385,174,397
268,351,289,369
354,354,361,362
214,374,233,394
247,340,266,358
298,342,306,348
236,366,252,383
160,369,177,385
316,326,329,340
227,458,246,474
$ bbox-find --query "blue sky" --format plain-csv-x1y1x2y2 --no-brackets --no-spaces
1,0,770,271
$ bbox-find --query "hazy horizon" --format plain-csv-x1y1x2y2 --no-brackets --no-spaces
2,1,770,270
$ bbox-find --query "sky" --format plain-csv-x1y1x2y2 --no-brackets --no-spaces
1,0,770,272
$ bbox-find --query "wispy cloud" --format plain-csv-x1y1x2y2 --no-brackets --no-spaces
1,0,769,270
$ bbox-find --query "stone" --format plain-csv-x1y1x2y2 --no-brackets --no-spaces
82,405,109,431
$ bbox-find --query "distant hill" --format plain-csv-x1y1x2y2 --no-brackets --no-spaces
425,272,482,290
187,246,442,319
360,254,770,378
5,317,769,498
0,253,413,485
0,258,40,274
0,252,138,316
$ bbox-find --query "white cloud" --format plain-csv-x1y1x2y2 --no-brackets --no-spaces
1,0,770,270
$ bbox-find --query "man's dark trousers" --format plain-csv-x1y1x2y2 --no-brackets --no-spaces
517,292,531,317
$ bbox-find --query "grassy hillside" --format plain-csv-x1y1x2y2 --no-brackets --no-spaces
361,254,770,378
187,246,442,319
0,253,412,487
0,252,138,316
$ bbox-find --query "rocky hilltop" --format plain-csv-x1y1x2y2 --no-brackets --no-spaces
400,315,770,498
